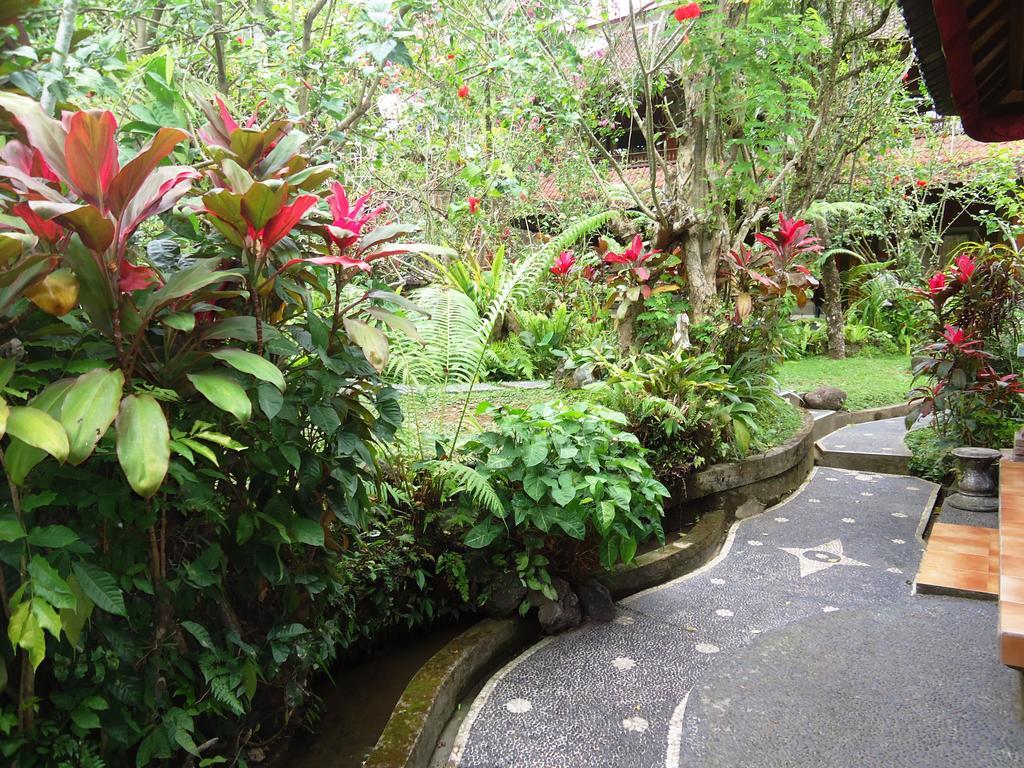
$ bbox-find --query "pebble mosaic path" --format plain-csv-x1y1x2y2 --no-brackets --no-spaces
445,467,1024,768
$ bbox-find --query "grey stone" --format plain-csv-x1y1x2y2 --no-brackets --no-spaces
531,577,582,635
802,385,848,410
573,577,616,622
553,361,596,390
483,572,528,618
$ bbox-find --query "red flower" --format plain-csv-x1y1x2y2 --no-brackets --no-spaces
467,196,481,214
943,324,967,347
673,3,701,22
326,182,386,253
458,85,470,99
928,272,946,295
916,179,928,188
447,53,456,60
550,250,575,277
954,254,976,283
604,234,657,282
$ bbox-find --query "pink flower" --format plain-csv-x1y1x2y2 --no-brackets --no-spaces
673,3,701,22
458,85,470,99
928,272,947,295
467,196,481,214
326,182,386,253
954,254,976,283
603,234,657,282
550,250,575,277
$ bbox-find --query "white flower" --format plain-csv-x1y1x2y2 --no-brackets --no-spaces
710,578,725,585
695,643,720,654
747,540,764,547
891,512,908,518
891,539,905,545
842,518,856,523
886,567,903,574
822,606,839,613
774,517,789,523
715,609,734,617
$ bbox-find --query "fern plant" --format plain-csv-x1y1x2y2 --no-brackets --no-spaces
387,210,616,388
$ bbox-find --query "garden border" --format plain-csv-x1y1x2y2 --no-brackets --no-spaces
361,403,904,768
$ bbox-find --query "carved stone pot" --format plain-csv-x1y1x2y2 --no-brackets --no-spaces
945,446,1002,513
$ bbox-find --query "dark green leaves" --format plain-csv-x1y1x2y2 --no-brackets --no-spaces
71,561,126,617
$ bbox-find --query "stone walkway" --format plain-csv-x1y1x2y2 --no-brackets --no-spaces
445,467,1024,768
816,417,911,473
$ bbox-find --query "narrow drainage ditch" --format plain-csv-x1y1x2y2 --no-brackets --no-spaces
284,619,472,768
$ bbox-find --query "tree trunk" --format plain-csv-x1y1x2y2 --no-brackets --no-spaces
40,0,80,113
683,233,717,321
821,253,845,359
616,300,642,355
210,0,229,93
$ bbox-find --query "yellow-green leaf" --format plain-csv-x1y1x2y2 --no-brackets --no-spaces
116,394,171,498
60,368,124,465
5,379,75,485
343,317,389,372
0,398,8,438
187,372,251,423
6,406,69,463
8,600,45,671
210,348,285,392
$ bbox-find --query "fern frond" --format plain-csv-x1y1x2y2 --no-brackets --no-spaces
386,286,483,385
473,210,616,354
422,459,505,517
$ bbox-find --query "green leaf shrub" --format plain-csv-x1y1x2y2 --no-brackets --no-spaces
452,401,667,600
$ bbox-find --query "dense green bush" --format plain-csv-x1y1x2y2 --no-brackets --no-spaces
0,93,463,766
445,401,667,600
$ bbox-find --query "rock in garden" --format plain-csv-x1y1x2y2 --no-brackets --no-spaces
802,385,848,410
532,577,582,634
483,572,528,618
553,361,596,389
573,577,616,622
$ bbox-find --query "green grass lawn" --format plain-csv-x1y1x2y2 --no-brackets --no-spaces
776,354,914,411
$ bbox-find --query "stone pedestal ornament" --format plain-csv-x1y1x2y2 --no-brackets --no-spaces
945,446,1002,513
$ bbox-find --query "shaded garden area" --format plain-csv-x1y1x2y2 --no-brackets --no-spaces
0,0,1022,766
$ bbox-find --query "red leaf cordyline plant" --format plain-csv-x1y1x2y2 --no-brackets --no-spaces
0,92,442,755
599,234,678,351
727,212,820,323
908,243,1024,445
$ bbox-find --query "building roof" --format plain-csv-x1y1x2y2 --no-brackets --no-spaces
899,0,1024,142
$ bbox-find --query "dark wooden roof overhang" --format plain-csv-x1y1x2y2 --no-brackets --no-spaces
900,0,1024,142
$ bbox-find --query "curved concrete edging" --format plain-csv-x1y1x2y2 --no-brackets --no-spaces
364,403,907,768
